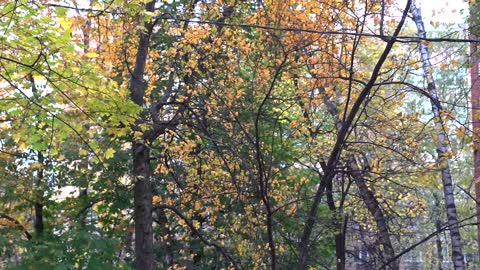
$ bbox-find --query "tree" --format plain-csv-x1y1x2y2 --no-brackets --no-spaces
411,3,465,269
1,0,478,269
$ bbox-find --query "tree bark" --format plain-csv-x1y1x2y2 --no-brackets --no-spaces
29,74,44,237
334,217,347,270
128,1,156,269
435,220,444,270
34,151,44,236
324,174,346,270
431,193,444,270
411,3,465,269
348,157,398,270
133,142,154,270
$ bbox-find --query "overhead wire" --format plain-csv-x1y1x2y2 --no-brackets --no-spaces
43,3,480,44
155,16,479,44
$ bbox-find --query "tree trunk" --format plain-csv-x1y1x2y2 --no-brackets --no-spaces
433,193,444,270
334,218,347,270
348,157,398,270
133,142,154,270
29,75,44,237
128,1,156,269
435,219,444,270
325,176,346,270
34,151,44,236
411,3,465,269
297,3,411,267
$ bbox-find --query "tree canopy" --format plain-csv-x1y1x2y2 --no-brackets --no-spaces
0,0,479,269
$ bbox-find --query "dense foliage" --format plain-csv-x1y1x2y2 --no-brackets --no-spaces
0,0,478,269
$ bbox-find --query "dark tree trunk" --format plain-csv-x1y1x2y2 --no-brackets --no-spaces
334,219,347,270
326,177,346,270
128,1,156,269
34,202,43,235
34,152,44,236
348,157,398,270
133,142,154,270
30,75,44,237
296,3,410,267
33,201,43,236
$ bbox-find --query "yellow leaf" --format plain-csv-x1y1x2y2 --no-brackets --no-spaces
194,201,202,211
156,164,168,174
193,220,200,229
287,204,297,215
30,162,43,169
326,87,334,96
455,126,466,138
58,17,72,29
79,148,89,156
152,195,162,204
105,148,115,159
444,150,454,159
85,52,99,58
18,142,28,150
178,219,186,226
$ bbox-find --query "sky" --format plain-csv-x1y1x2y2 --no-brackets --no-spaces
414,0,468,31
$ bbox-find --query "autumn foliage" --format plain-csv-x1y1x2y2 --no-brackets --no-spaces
0,0,478,269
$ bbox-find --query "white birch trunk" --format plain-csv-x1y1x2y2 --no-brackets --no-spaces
411,3,465,269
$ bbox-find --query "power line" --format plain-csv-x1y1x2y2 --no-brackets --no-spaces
43,3,480,43
43,3,123,14
156,16,478,44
